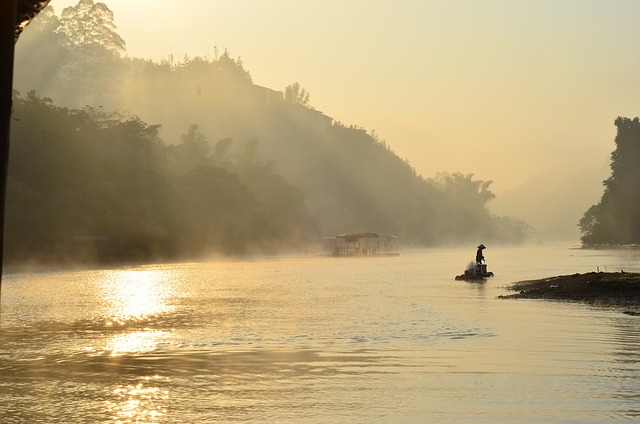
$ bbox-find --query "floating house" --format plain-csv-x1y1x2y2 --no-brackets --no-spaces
329,233,399,257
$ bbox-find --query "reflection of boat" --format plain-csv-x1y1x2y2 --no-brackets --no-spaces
319,232,400,257
455,262,494,281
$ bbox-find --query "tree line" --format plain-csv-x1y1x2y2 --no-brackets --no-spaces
6,91,315,263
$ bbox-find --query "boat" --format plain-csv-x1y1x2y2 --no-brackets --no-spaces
319,232,400,257
455,262,494,281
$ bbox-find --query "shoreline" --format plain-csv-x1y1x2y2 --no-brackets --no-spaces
499,272,640,315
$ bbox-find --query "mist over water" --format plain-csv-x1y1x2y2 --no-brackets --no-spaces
2,246,640,422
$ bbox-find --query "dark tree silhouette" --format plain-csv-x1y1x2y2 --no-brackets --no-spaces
579,117,640,245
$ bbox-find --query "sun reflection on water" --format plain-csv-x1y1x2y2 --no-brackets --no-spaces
100,268,176,326
97,269,176,421
94,267,179,356
106,377,169,423
106,330,169,356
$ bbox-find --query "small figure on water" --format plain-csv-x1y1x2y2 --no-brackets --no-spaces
476,244,486,264
455,243,493,281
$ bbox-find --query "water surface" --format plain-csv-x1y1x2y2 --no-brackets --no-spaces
2,246,640,422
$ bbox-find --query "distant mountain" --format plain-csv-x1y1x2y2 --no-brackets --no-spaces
491,163,609,243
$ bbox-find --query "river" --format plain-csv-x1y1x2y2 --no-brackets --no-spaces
1,245,640,423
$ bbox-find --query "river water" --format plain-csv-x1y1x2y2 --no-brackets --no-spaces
1,245,640,423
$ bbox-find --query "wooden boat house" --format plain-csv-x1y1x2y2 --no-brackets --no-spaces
331,233,399,256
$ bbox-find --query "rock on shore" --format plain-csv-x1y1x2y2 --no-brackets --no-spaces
500,272,640,315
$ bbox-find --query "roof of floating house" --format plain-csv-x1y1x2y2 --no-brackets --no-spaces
336,232,379,239
325,233,399,257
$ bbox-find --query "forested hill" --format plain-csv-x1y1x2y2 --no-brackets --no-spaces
7,3,531,264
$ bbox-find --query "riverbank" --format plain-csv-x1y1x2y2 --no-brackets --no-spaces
500,271,640,315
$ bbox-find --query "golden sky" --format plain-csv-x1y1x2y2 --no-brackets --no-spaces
49,0,640,192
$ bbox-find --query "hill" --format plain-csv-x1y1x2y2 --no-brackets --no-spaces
6,3,532,264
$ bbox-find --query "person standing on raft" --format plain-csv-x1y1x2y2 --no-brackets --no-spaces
476,244,486,264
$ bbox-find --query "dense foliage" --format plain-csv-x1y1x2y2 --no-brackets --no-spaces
7,2,532,264
6,92,314,263
579,117,640,245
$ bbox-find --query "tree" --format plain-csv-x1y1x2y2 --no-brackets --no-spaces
214,137,233,163
429,172,495,209
171,124,211,172
215,50,252,83
54,0,128,107
425,172,503,242
283,82,311,107
59,0,125,53
579,117,640,245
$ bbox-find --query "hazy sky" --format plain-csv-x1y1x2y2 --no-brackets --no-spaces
49,0,640,192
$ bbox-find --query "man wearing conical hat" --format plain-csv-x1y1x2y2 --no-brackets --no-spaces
476,244,486,265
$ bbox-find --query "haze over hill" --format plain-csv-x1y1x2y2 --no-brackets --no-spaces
47,0,640,195
9,0,640,257
491,163,610,243
6,2,538,263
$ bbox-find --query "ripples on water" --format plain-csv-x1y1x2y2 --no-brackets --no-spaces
1,246,640,422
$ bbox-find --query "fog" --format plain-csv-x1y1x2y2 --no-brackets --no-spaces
491,162,610,243
8,0,640,262
49,0,640,188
